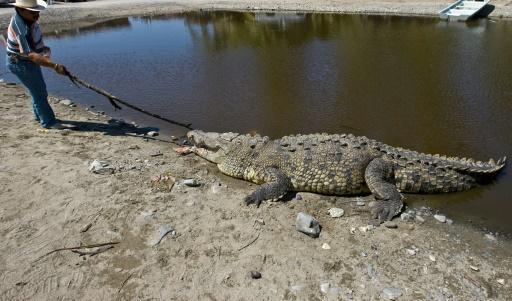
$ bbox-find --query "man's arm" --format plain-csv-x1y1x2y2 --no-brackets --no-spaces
27,52,68,75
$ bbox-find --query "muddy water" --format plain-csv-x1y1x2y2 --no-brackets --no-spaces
1,12,511,233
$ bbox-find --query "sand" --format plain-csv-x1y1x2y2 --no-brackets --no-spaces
1,1,512,300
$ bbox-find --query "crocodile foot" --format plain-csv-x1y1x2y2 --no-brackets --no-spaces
370,198,404,224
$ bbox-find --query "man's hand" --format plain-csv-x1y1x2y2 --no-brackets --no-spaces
54,64,69,76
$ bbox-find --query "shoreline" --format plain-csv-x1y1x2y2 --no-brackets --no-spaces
1,81,512,299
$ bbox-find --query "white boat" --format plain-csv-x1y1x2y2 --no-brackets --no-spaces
439,0,490,21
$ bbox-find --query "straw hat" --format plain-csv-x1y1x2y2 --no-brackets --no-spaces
13,0,48,12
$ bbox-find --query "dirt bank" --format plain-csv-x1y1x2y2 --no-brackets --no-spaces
1,0,512,32
1,80,511,299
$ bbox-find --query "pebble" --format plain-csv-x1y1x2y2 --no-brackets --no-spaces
328,208,345,218
400,212,414,221
446,218,453,225
319,282,330,294
147,131,159,137
59,99,73,106
382,287,403,300
296,212,321,238
358,225,375,233
384,221,398,229
182,179,200,187
429,255,436,262
497,278,505,285
469,265,479,271
484,234,497,241
88,160,114,174
349,227,357,235
321,243,331,250
356,200,366,206
295,193,303,200
250,271,261,279
406,248,416,256
434,214,447,223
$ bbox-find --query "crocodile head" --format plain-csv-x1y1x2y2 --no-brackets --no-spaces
187,130,270,176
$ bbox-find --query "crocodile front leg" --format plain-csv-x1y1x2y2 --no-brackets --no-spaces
364,157,404,223
244,167,292,207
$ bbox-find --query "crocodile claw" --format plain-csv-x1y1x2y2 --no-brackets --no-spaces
371,198,403,224
244,194,264,207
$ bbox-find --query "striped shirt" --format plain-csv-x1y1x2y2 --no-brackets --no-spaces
6,12,45,55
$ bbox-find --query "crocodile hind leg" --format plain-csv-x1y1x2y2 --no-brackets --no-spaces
364,158,404,223
244,167,292,207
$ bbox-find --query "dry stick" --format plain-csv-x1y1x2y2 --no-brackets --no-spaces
117,273,133,294
71,245,114,257
33,241,119,263
238,232,260,251
66,73,194,130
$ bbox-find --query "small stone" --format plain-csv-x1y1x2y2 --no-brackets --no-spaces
359,225,375,233
497,278,505,285
182,179,200,187
349,227,356,235
80,223,92,233
254,219,265,225
429,255,436,262
469,265,479,271
321,243,331,250
88,160,114,174
320,282,330,294
296,212,321,238
382,287,403,300
361,251,367,257
406,248,416,256
295,193,303,200
400,212,414,221
484,234,497,241
434,214,447,223
59,99,73,106
415,215,425,223
147,131,159,137
328,208,345,218
446,218,453,225
384,221,398,229
250,271,261,279
356,200,366,206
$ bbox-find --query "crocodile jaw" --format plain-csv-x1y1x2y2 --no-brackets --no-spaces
186,130,238,164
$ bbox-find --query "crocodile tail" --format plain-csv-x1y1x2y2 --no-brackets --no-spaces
369,141,507,175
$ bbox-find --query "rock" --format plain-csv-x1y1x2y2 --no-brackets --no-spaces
469,265,479,271
356,200,366,206
59,99,73,106
320,282,330,294
328,208,344,218
88,160,114,174
249,271,261,279
384,221,398,229
382,287,403,300
400,212,414,221
349,227,356,235
80,223,92,233
359,225,375,233
446,218,453,225
149,224,175,247
497,278,505,285
406,248,416,256
429,255,436,262
484,234,497,241
321,243,331,250
296,212,321,238
182,179,200,187
254,218,265,226
434,214,447,223
147,131,159,137
295,193,303,200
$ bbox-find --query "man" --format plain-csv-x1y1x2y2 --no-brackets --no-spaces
5,0,71,129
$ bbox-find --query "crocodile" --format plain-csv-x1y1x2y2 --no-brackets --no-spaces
186,130,506,223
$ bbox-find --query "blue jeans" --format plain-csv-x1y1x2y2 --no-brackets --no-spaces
6,55,56,128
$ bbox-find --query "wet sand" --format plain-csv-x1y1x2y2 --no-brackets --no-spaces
1,1,512,300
